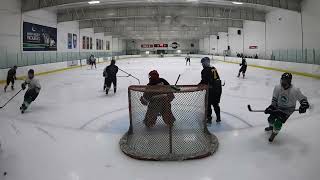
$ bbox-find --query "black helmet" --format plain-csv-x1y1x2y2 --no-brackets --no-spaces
281,72,292,82
281,72,292,89
201,57,210,64
28,69,34,74
201,57,211,67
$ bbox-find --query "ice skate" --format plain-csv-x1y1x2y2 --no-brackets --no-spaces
269,132,277,142
265,126,273,132
20,103,27,114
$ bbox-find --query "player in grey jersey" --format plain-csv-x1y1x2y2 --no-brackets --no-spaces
264,73,309,142
20,69,41,113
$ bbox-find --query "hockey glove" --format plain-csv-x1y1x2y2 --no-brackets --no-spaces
21,83,26,90
299,99,309,114
265,105,276,114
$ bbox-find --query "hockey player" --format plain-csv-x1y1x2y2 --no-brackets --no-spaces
237,57,247,78
264,73,309,142
89,54,96,69
140,70,175,128
185,53,191,66
104,60,118,94
20,69,41,113
4,65,17,92
199,57,222,124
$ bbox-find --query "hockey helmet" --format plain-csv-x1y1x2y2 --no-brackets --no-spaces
281,72,292,89
149,70,159,81
28,69,35,79
201,57,210,67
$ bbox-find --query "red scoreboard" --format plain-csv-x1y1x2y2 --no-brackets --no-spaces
141,44,168,48
154,43,168,48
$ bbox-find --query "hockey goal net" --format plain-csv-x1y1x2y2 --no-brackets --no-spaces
119,85,219,161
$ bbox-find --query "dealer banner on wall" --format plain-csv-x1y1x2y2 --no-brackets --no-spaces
23,22,57,51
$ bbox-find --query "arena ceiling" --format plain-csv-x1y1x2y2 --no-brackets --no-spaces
22,0,302,40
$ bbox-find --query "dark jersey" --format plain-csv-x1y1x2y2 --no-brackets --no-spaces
105,64,118,79
199,67,220,87
199,66,222,104
7,68,16,79
240,59,247,67
148,78,170,86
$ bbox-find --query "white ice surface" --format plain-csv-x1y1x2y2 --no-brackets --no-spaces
0,57,320,180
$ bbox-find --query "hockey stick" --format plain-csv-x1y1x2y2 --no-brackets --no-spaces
0,89,23,109
175,74,181,85
247,104,299,113
118,68,140,84
247,105,264,112
117,75,130,78
171,74,181,91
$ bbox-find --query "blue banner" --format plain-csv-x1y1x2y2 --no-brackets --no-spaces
23,22,57,51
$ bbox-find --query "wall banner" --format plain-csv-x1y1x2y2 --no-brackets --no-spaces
23,22,57,51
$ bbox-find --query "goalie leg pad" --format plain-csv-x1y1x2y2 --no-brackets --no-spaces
144,102,161,127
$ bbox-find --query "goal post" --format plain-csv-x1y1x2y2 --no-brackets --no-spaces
119,85,219,161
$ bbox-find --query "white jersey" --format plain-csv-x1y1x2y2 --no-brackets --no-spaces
271,84,307,115
25,78,41,93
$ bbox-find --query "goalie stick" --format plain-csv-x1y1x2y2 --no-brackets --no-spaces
170,74,181,91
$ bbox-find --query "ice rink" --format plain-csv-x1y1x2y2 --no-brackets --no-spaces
1,57,320,180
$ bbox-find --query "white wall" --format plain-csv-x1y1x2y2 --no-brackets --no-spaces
118,39,124,52
228,28,243,56
203,37,210,53
217,32,228,55
301,0,320,49
57,21,80,52
243,21,266,58
112,38,119,52
0,0,21,53
199,39,204,52
209,35,218,54
266,9,302,58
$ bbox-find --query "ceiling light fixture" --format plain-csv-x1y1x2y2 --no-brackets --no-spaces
232,1,243,5
88,1,100,4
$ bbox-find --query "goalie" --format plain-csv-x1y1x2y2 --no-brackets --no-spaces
140,70,176,128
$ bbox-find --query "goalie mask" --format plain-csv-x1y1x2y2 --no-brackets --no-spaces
281,72,292,90
149,70,160,82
